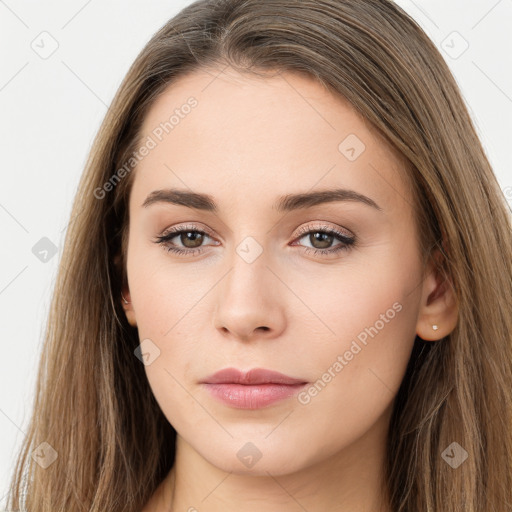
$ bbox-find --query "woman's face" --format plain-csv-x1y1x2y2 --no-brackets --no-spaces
122,66,429,476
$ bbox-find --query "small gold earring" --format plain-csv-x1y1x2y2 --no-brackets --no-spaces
432,324,439,331
121,292,130,305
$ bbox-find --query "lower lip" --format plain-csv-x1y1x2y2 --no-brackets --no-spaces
202,383,308,409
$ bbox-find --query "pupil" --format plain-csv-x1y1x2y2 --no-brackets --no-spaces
311,232,332,249
182,231,203,248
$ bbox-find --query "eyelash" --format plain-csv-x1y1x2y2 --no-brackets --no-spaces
153,223,356,258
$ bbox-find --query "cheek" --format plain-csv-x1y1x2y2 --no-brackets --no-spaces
126,232,194,336
292,242,422,432
287,239,421,350
129,269,201,426
125,241,193,391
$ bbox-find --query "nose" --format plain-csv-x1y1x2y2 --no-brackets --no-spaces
212,250,286,342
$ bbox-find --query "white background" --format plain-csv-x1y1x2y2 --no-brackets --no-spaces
1,0,511,505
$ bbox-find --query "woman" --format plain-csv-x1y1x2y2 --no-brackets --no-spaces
7,0,512,511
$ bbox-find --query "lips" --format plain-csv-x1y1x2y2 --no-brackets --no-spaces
200,368,308,409
201,367,307,385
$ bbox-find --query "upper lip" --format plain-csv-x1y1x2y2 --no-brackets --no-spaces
201,367,307,385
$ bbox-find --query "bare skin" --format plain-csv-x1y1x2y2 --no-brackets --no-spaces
121,66,458,512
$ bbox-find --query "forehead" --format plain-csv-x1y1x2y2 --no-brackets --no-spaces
131,66,412,216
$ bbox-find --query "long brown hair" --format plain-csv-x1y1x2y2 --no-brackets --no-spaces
7,1,512,510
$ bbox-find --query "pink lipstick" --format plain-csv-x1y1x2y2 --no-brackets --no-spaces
200,367,308,409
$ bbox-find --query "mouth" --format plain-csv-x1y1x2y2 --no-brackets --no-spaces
200,367,308,409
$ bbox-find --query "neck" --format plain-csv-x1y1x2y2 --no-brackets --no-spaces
157,408,392,512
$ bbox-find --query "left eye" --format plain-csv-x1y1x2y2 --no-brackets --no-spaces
291,225,356,256
154,224,356,257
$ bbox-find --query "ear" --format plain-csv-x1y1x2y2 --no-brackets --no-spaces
120,284,138,328
416,247,458,341
114,253,137,328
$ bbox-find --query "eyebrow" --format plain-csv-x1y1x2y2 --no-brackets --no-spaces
142,187,382,213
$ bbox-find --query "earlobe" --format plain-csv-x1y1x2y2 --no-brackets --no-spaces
416,250,458,341
121,288,138,328
113,252,137,327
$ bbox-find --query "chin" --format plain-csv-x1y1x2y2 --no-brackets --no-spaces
195,436,312,477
